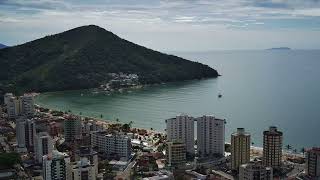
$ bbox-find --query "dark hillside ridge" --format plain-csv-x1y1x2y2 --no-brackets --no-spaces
0,25,219,94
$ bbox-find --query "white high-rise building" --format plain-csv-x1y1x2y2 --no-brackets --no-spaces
20,94,35,117
165,115,195,155
75,146,99,176
4,93,13,106
7,97,21,119
197,115,226,158
71,157,96,180
35,132,53,163
6,94,35,118
43,150,72,180
91,131,131,160
239,159,273,180
16,117,27,152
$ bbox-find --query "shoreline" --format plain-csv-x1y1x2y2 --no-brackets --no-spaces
35,103,165,136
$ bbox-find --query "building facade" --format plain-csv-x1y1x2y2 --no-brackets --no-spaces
7,97,21,119
166,141,187,167
4,93,13,106
25,118,36,150
239,159,273,180
231,128,251,171
306,147,320,179
71,158,96,180
197,115,226,158
16,117,27,151
263,126,283,169
166,115,195,155
64,117,82,143
43,150,72,180
20,94,35,117
75,146,99,176
34,132,53,163
91,131,131,160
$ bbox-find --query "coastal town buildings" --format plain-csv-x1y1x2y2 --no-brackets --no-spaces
7,97,21,119
197,115,226,158
71,157,96,180
6,94,35,119
43,150,72,180
166,115,195,155
231,128,251,171
75,146,99,176
166,141,187,167
34,132,53,163
16,117,27,152
25,118,36,150
20,94,35,117
306,147,320,179
64,116,82,143
263,126,283,170
239,159,273,180
91,131,132,160
3,93,14,106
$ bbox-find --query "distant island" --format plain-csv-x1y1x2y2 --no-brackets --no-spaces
267,47,291,50
0,43,6,49
0,25,219,95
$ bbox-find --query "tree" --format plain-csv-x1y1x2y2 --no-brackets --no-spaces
122,124,131,132
0,153,21,168
301,147,306,156
286,144,292,151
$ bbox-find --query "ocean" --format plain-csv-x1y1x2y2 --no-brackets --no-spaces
36,50,320,149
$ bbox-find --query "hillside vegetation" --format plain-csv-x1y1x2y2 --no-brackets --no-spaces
0,25,218,95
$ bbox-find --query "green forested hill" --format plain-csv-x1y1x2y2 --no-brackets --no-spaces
0,25,218,94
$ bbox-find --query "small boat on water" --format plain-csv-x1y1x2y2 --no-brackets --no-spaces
218,94,222,98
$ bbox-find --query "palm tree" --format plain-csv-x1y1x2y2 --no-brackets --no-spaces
301,147,306,156
129,121,133,126
286,144,292,151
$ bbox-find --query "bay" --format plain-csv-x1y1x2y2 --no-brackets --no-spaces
36,50,320,149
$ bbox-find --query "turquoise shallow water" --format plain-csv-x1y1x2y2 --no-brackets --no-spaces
36,50,320,149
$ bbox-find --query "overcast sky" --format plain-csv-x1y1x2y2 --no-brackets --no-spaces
0,0,320,51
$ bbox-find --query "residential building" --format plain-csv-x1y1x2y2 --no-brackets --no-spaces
239,159,273,180
25,118,36,150
75,146,99,175
166,141,186,167
3,93,13,106
197,115,226,158
34,132,53,163
91,131,131,160
306,147,320,179
64,116,82,143
71,157,96,180
263,126,283,169
20,94,35,117
166,115,195,155
231,128,251,171
43,150,72,180
7,97,21,119
16,117,27,152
